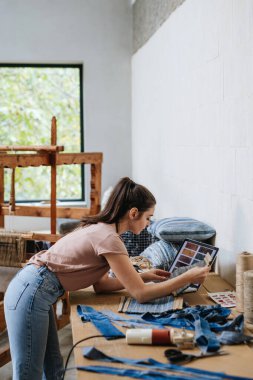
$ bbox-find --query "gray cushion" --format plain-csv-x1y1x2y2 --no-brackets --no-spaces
147,217,216,242
59,220,79,235
141,240,180,271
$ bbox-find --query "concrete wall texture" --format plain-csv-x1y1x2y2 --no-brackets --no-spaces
132,0,253,285
133,0,185,53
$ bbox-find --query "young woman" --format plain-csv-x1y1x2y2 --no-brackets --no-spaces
4,177,210,380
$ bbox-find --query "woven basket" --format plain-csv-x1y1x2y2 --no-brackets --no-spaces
0,231,27,267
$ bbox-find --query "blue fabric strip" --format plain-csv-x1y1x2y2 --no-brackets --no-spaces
77,305,125,340
77,365,198,380
217,314,253,345
141,305,231,330
82,346,253,380
102,309,164,329
194,316,220,352
139,305,249,351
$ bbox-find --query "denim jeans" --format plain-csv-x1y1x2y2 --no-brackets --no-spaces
4,264,64,380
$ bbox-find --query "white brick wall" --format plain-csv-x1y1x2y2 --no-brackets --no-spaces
132,0,253,285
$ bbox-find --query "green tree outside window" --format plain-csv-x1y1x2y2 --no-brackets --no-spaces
0,65,84,202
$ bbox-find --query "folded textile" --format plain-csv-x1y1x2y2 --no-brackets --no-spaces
118,295,183,314
141,305,231,331
140,240,179,271
140,305,248,352
77,305,125,340
102,309,164,329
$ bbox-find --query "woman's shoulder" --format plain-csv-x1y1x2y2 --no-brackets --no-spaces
73,222,117,238
91,222,117,236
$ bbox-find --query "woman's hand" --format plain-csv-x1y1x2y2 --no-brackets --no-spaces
140,268,171,283
182,265,210,284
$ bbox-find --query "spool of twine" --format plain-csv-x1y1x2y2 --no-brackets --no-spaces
236,252,253,312
244,270,253,326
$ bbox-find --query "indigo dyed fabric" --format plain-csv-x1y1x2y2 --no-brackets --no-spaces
77,305,125,340
80,347,253,380
147,217,216,242
140,240,180,271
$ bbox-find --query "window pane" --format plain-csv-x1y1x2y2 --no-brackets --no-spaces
4,165,82,202
0,65,83,202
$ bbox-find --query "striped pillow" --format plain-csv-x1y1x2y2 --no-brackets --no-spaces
147,217,216,242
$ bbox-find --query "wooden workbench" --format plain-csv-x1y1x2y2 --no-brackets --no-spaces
70,273,253,380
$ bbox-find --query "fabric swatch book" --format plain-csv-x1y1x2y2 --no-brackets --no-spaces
168,239,219,295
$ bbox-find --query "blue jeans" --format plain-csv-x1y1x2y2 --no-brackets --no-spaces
4,264,64,380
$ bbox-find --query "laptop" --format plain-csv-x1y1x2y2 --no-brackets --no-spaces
169,239,219,294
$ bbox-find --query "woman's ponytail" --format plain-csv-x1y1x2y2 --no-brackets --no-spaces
80,177,156,227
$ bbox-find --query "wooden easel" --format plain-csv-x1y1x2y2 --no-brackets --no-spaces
0,117,103,366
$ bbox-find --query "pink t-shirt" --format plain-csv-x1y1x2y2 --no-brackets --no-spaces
29,223,128,291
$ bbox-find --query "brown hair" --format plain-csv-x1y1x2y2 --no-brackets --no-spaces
79,177,156,227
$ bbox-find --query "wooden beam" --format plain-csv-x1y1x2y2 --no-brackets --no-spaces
0,301,6,333
90,163,102,214
0,301,10,367
50,117,57,234
0,145,64,152
10,168,16,212
0,205,91,219
0,154,50,168
0,332,10,368
56,152,103,165
0,152,103,169
0,159,4,227
22,233,62,243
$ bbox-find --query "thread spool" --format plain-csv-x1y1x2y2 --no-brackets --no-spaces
244,270,253,326
236,252,253,312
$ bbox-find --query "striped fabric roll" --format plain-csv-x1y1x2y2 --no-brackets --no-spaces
140,240,180,271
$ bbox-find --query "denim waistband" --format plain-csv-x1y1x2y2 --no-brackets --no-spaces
24,264,63,291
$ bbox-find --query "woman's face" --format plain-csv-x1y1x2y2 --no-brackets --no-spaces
129,206,155,235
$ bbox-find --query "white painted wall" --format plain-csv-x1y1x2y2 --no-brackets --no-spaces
0,0,132,230
132,0,253,285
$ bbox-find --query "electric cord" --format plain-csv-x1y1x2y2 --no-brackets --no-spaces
61,334,117,380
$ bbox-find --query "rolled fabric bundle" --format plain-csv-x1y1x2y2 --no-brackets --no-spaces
244,270,253,326
236,252,253,312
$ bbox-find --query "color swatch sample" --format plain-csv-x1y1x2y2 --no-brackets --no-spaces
169,239,219,293
208,291,236,308
170,239,218,273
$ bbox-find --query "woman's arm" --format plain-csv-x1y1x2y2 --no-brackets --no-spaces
93,268,170,293
95,253,210,303
93,273,125,293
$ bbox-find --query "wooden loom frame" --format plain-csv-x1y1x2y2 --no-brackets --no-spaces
0,117,103,366
0,116,103,238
